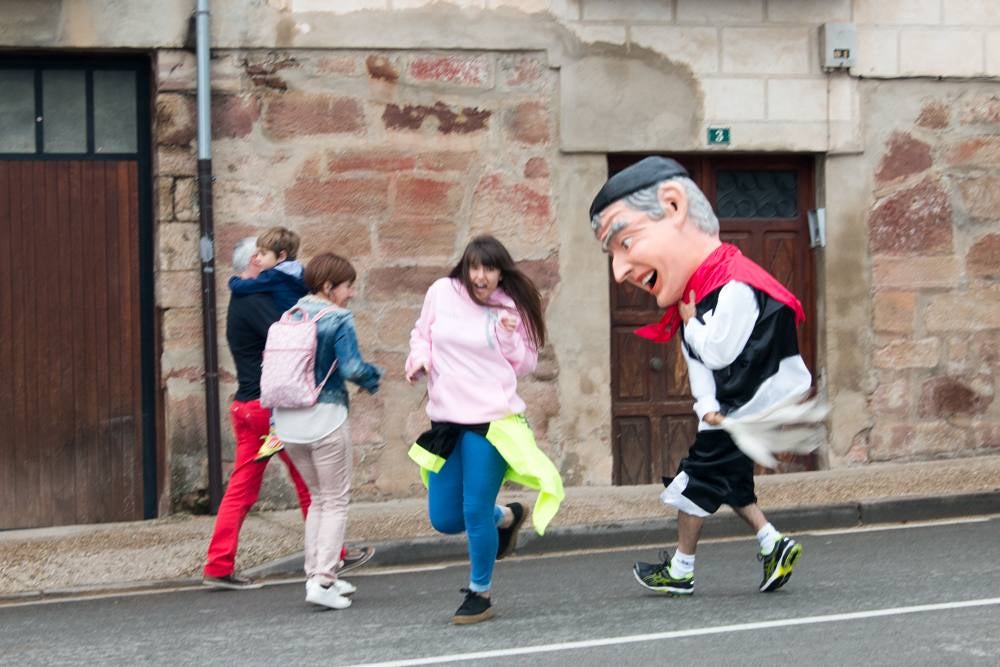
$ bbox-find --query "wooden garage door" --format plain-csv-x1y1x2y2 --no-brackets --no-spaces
609,155,817,485
0,59,152,528
0,161,143,527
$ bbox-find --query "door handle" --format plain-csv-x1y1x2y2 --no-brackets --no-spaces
649,357,664,372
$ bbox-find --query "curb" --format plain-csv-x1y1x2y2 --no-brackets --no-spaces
246,491,999,578
0,577,203,604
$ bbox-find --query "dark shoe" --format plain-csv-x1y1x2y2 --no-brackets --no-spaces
759,536,802,592
339,545,375,575
452,588,495,625
633,552,694,596
202,573,263,590
496,502,528,560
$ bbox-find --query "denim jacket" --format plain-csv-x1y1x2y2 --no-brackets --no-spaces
292,295,382,408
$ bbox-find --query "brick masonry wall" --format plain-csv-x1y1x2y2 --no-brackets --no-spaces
155,49,560,508
143,5,1000,508
860,89,1000,464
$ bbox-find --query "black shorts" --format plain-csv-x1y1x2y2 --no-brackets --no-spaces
675,429,757,515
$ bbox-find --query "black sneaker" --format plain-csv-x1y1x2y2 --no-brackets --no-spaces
758,535,802,592
633,552,694,596
452,588,495,625
496,502,528,560
202,573,263,590
339,545,375,575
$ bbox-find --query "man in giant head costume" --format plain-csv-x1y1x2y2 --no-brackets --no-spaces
590,157,816,596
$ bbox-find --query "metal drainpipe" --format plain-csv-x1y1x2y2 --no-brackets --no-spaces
195,0,223,514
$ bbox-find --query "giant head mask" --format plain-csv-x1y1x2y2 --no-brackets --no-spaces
590,157,721,309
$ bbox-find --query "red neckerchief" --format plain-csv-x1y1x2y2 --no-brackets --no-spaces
634,243,805,343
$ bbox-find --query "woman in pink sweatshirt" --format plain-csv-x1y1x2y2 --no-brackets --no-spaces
405,235,563,625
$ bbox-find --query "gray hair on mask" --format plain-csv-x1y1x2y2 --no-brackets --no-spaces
232,236,258,273
590,176,720,236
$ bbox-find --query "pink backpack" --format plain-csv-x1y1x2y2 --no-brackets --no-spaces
259,306,339,409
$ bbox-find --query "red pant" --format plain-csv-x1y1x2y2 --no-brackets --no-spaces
204,399,312,577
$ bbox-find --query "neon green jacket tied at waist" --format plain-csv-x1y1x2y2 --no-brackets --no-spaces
408,414,565,535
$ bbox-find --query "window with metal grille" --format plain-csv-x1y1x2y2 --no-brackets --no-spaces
716,170,798,218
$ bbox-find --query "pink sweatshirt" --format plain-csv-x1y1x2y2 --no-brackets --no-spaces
406,277,538,424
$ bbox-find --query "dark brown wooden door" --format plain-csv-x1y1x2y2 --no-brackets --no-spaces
610,280,699,485
609,155,817,485
0,161,143,528
0,57,152,528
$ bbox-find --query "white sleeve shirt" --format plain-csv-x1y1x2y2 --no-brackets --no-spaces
681,344,721,425
680,280,812,429
682,281,759,370
682,281,757,430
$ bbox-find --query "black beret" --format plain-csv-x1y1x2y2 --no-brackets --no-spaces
589,156,689,220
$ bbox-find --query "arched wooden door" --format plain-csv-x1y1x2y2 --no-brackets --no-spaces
609,154,817,485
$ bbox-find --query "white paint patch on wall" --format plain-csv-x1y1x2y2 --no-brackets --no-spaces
722,28,811,75
768,79,828,121
630,26,721,74
854,27,900,77
900,29,986,77
701,78,766,121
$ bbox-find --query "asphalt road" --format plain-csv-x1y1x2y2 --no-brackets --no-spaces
2,516,999,666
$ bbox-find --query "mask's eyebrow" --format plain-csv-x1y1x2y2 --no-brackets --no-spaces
600,219,629,253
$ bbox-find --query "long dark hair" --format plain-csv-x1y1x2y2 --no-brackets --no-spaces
449,235,546,350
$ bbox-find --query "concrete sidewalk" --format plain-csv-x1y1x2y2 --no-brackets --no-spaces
2,456,999,600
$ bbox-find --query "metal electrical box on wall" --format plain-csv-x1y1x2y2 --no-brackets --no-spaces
820,23,857,70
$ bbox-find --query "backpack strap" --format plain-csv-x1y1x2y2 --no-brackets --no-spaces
310,305,342,390
281,306,308,322
310,305,343,322
315,357,339,392
280,304,339,323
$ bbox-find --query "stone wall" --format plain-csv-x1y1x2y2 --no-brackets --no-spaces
856,81,1000,463
5,0,1000,513
154,48,562,509
139,5,1000,508
4,2,1000,156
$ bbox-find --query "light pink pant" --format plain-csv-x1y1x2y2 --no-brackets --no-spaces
283,423,352,586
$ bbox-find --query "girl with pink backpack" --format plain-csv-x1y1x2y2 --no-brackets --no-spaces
270,253,382,610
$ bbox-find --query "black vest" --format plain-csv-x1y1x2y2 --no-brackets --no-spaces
681,285,800,415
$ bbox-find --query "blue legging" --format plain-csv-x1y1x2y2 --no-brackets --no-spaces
427,430,508,592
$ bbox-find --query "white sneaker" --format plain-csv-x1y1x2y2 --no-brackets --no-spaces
333,578,356,596
305,580,352,610
306,578,356,596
